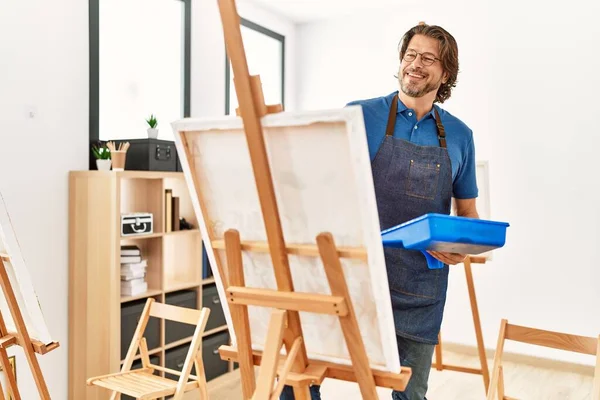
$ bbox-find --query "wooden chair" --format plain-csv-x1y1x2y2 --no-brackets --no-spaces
487,318,600,400
87,298,211,400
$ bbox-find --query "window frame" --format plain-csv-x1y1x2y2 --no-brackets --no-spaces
224,18,285,115
88,0,191,169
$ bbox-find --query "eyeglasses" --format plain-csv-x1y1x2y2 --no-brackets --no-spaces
403,50,440,66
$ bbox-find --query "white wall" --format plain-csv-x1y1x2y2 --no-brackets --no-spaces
296,0,600,365
0,0,295,397
0,0,89,398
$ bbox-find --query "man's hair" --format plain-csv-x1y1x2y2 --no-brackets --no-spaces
398,23,459,103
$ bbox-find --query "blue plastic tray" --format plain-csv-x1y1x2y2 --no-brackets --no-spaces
381,213,509,269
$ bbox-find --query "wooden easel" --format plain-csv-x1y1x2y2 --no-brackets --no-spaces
210,0,412,398
0,253,59,400
433,255,490,394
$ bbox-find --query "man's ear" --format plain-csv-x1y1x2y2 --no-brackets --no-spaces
442,71,449,84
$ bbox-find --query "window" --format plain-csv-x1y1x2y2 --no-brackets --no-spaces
89,0,191,167
225,18,285,115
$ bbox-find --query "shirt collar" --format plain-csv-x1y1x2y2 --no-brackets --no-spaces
389,90,439,121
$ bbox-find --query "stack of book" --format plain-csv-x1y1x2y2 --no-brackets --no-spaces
120,245,148,296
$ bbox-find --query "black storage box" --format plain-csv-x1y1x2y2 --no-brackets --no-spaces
165,289,198,344
121,298,160,360
114,139,179,172
202,284,226,332
202,331,231,381
122,355,160,400
165,343,197,382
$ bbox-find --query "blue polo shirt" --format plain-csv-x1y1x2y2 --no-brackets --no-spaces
346,91,478,199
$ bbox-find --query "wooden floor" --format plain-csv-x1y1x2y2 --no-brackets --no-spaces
204,348,596,399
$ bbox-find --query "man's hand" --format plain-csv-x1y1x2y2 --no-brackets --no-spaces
427,250,467,265
427,197,479,266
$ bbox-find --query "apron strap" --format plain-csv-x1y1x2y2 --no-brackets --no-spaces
433,107,447,148
385,94,399,136
386,94,447,149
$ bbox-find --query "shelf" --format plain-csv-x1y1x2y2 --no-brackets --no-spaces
121,289,163,303
69,170,229,399
203,325,228,337
164,229,200,237
121,232,163,240
69,170,185,179
120,229,199,242
202,277,215,285
164,282,200,294
118,171,185,180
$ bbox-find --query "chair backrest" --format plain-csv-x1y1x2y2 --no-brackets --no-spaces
504,322,598,356
149,300,206,326
492,319,600,400
124,297,211,398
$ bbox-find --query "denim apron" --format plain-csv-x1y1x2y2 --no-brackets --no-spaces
372,94,453,344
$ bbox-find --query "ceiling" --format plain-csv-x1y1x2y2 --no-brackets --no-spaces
246,0,405,23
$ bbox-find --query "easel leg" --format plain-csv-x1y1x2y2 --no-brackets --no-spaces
0,259,50,399
225,230,257,398
0,311,18,400
0,349,17,400
254,309,287,400
317,233,378,400
464,257,490,391
434,332,443,370
292,385,311,400
270,337,303,400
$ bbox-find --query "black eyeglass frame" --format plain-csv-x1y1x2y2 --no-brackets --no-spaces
402,49,440,66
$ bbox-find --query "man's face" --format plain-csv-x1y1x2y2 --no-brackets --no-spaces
399,34,448,99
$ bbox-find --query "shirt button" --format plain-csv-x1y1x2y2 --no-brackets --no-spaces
408,112,413,116
414,125,418,129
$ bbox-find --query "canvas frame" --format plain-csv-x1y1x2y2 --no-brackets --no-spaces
171,106,402,373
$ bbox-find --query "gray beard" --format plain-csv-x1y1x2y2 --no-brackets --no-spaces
399,73,442,98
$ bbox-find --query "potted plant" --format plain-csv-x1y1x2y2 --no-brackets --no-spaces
92,143,112,170
146,114,158,139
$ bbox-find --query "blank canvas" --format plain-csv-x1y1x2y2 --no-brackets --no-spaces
0,193,54,345
172,106,401,372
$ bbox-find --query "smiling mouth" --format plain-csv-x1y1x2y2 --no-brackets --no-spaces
406,72,426,79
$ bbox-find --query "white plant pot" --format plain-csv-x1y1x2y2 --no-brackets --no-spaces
147,128,159,139
96,159,112,171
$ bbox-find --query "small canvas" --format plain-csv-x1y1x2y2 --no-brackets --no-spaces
172,106,401,373
0,193,54,345
449,161,493,260
475,161,493,260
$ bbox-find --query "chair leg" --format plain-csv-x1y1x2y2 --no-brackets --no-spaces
487,319,508,400
172,307,210,400
593,335,600,400
110,298,154,400
195,350,209,399
498,365,505,399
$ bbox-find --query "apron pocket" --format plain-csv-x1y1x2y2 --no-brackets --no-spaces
388,264,441,301
405,159,440,200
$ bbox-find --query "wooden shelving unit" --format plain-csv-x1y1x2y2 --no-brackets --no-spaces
68,170,229,400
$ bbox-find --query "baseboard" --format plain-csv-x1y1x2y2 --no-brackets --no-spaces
441,342,596,377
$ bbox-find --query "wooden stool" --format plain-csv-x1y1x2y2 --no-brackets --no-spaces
87,298,211,400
